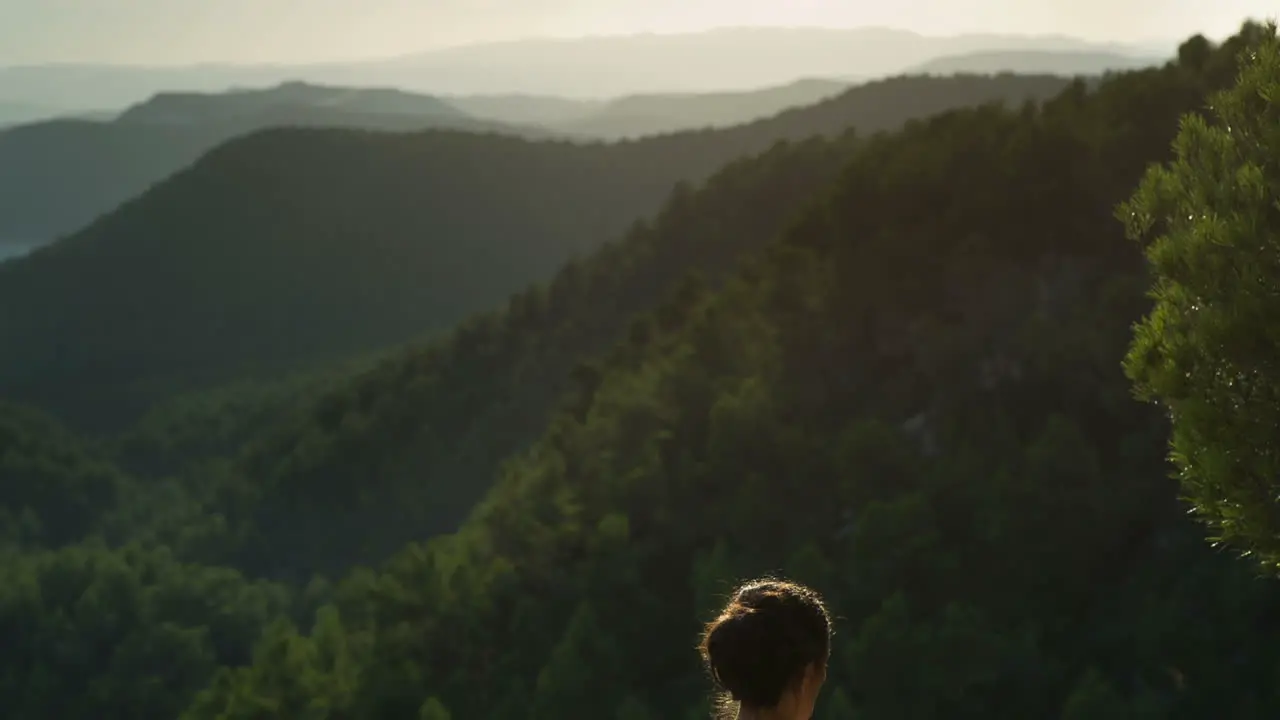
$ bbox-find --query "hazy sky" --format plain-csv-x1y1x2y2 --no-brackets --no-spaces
1,0,1273,66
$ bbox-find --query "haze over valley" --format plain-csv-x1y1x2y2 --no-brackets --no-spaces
1,26,1167,113
1,1,1279,718
0,34,1166,247
0,241,35,262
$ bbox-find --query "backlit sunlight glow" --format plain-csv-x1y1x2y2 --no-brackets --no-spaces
0,0,1272,65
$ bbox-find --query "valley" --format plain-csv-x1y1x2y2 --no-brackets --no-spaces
0,13,1277,720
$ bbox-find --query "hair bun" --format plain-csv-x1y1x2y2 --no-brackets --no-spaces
699,579,831,710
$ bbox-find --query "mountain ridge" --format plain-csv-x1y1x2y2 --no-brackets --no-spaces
173,23,1280,720
0,22,1275,720
0,73,1077,431
0,26,1158,105
546,78,853,139
0,81,546,243
116,81,468,125
908,48,1164,75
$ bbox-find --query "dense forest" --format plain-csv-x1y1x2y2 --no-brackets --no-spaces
1,20,1278,720
0,72,1071,431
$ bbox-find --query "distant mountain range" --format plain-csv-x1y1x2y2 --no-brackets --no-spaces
0,24,1272,720
0,27,1167,112
0,72,1076,428
0,100,89,128
448,79,855,141
458,46,1165,139
117,81,466,125
908,49,1164,75
537,79,854,139
0,82,545,243
0,42,1169,246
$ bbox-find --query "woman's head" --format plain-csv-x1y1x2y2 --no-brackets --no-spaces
698,578,832,719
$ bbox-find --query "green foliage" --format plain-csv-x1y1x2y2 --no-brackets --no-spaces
1122,23,1280,566
3,21,1280,720
181,21,1280,720
418,697,453,720
0,541,288,720
1059,668,1143,720
108,369,347,479
0,403,130,548
181,609,367,720
219,133,855,580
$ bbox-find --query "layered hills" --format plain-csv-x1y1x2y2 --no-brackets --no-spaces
0,72,1074,429
0,21,1275,720
534,45,1166,140
0,99,74,127
0,27,1161,107
546,79,853,139
456,50,1168,139
116,81,469,125
180,26,1277,720
0,47,1166,252
0,82,538,243
909,48,1163,75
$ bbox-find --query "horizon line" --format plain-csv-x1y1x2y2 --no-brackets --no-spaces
0,23,1183,72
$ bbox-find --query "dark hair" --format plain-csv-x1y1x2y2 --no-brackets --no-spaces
698,578,832,713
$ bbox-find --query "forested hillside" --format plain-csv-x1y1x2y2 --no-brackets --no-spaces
179,22,1280,719
0,83,536,244
1,21,1277,720
1122,29,1280,569
0,72,1071,430
204,132,859,581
